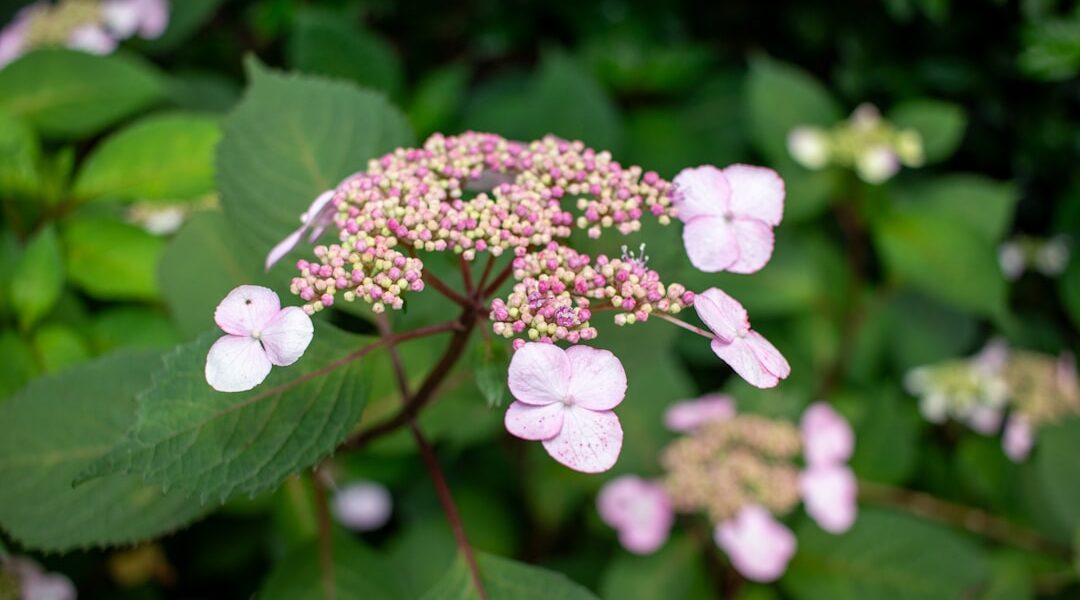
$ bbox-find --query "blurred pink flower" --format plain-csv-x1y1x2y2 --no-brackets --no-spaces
714,504,796,582
1002,415,1033,462
597,475,674,554
799,464,857,533
266,189,337,270
6,556,76,600
205,285,313,392
694,287,790,388
103,0,169,39
332,481,393,531
0,3,39,68
664,394,735,432
965,405,1003,436
66,24,117,55
505,343,626,473
672,164,784,273
800,402,854,467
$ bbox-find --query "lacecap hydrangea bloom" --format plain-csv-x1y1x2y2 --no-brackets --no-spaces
209,131,791,475
597,397,857,582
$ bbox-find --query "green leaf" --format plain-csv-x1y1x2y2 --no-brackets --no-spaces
217,57,413,258
157,211,272,338
260,531,404,600
848,388,920,485
885,292,978,371
31,323,90,374
0,331,36,402
72,113,220,202
288,8,405,99
137,0,224,54
473,339,510,408
0,350,211,551
1060,257,1080,330
11,225,64,330
87,307,179,353
599,534,711,600
888,100,967,163
408,64,470,138
783,508,988,600
61,216,164,301
0,109,40,198
745,56,842,164
422,552,599,600
1035,417,1080,531
80,323,373,501
893,175,1017,242
873,207,1006,318
0,49,165,139
167,70,241,114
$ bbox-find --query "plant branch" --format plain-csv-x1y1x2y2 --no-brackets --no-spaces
858,480,1071,558
459,255,475,296
311,470,336,600
482,262,514,297
654,312,715,340
408,247,470,307
476,254,497,292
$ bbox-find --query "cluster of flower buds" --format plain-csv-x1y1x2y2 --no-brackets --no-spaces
291,243,425,315
597,397,857,582
906,339,1080,461
998,234,1071,281
0,0,169,68
787,104,924,184
489,242,693,347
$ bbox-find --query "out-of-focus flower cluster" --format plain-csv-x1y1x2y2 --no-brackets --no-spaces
998,234,1071,281
787,104,924,184
597,397,857,582
0,0,169,68
906,340,1080,461
2,555,76,600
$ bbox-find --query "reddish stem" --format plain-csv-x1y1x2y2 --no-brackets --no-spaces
654,312,714,340
311,471,336,600
459,255,475,296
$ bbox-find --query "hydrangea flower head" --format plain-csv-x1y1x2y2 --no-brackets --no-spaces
672,164,784,273
205,285,314,392
505,342,626,473
694,287,790,388
597,475,674,554
714,504,796,583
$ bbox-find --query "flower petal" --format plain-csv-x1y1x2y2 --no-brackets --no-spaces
694,288,749,343
260,306,314,366
505,401,565,441
597,475,673,554
508,342,571,406
744,331,791,380
205,335,272,393
714,505,796,583
542,407,623,473
135,0,169,39
265,189,336,270
214,285,282,336
66,25,117,55
799,464,858,534
672,165,731,222
800,402,854,466
565,345,627,411
723,164,784,226
711,337,781,389
664,394,736,432
682,216,739,273
1003,415,1033,462
265,228,304,271
727,218,775,274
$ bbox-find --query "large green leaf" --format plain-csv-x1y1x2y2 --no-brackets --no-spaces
422,552,599,600
1035,417,1080,531
0,49,164,139
10,225,64,330
893,175,1018,242
72,113,220,202
288,8,404,98
873,207,1006,318
0,350,211,551
783,509,988,600
260,531,404,600
0,109,40,198
61,215,164,301
745,56,843,164
80,323,373,501
87,307,179,353
0,331,36,401
848,388,920,485
157,211,274,338
888,100,967,163
216,58,413,260
599,534,711,600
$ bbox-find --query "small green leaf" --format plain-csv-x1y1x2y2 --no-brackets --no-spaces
0,109,40,198
31,323,90,374
745,56,842,164
288,8,405,99
783,508,988,599
87,307,179,353
80,323,373,501
216,57,413,258
0,350,212,551
0,49,165,139
61,216,164,301
1060,258,1080,331
1035,417,1080,531
473,339,510,408
408,64,470,138
600,534,711,600
73,113,220,202
422,552,599,600
893,175,1017,242
849,388,920,485
11,225,64,331
260,530,405,600
873,207,1006,318
889,100,967,163
167,70,241,114
0,331,37,402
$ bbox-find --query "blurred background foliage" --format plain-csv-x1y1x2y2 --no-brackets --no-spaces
0,0,1078,598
